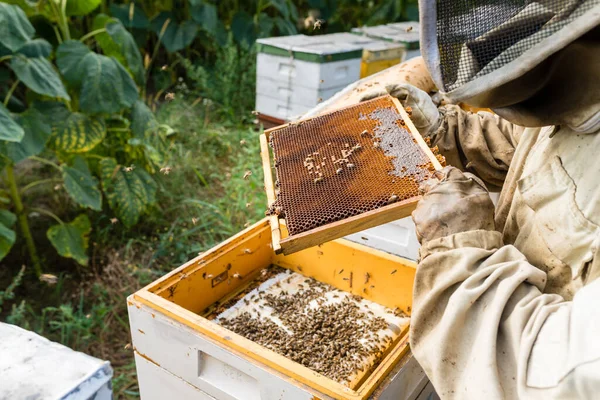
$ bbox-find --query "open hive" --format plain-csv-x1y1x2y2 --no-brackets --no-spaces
261,95,444,254
209,266,409,387
129,218,417,400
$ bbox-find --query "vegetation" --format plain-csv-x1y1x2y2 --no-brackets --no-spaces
0,0,417,397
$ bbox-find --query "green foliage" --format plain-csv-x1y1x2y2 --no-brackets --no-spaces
0,210,17,261
0,265,24,313
0,3,171,271
47,214,91,266
100,157,157,227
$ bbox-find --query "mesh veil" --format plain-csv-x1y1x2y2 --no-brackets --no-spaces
425,0,599,94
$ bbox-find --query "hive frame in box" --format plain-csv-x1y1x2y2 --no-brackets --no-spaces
260,96,443,255
128,218,418,400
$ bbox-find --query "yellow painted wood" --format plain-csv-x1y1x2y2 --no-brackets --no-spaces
360,59,401,78
132,217,417,399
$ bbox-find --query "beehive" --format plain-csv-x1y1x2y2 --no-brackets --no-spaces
261,95,443,255
128,218,424,400
352,22,421,61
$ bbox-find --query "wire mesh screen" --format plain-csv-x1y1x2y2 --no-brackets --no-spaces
436,0,595,91
267,96,441,237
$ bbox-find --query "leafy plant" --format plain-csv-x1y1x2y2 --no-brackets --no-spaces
0,264,25,313
0,2,171,274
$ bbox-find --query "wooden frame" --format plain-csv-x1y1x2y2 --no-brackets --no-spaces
260,95,443,255
131,218,416,400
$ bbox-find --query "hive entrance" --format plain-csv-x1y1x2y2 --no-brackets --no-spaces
266,96,440,238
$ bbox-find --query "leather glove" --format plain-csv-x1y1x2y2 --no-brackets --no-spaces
360,83,441,137
412,166,495,245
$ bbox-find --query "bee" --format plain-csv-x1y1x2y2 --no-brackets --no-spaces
390,269,397,275
339,269,344,274
160,65,168,71
239,139,247,146
364,273,370,284
192,217,198,225
373,142,380,149
314,176,323,183
233,273,243,279
245,202,252,208
313,19,323,30
206,274,213,279
165,92,175,101
405,106,413,116
347,163,355,168
318,97,323,103
110,218,118,224
243,248,252,254
405,26,413,32
160,166,172,175
251,110,259,115
124,165,135,172
243,170,252,180
387,194,399,204
320,79,325,83
336,168,343,174
297,266,303,272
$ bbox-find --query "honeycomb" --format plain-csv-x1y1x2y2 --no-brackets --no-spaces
267,96,439,237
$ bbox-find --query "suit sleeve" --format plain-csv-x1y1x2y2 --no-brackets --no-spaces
428,105,524,191
410,230,600,399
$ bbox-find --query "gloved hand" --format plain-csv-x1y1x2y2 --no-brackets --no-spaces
360,83,441,137
412,166,496,245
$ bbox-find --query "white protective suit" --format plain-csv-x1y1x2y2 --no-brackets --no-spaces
406,0,600,398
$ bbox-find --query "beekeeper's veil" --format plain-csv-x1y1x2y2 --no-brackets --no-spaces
420,0,600,117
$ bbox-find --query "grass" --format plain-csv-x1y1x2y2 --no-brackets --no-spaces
0,97,266,398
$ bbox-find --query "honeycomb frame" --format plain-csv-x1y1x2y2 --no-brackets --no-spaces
260,95,444,255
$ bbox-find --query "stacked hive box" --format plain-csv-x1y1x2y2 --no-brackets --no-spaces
352,22,421,61
256,35,364,123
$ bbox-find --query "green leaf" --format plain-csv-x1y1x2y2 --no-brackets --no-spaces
0,3,34,52
57,41,138,113
1,107,52,162
62,156,101,211
65,0,101,16
56,40,91,88
92,14,125,66
16,38,52,57
130,100,158,138
100,157,157,227
47,214,91,265
0,103,24,142
190,3,217,35
151,13,198,53
79,54,138,113
106,20,145,85
9,55,70,100
52,110,106,153
231,11,255,47
0,209,16,261
109,3,149,29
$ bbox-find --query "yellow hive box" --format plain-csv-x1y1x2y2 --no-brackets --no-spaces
360,58,402,78
128,218,419,400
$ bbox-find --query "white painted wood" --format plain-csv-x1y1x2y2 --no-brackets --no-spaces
414,382,439,400
135,353,217,400
255,93,313,121
128,298,320,400
369,355,429,400
345,217,420,261
0,322,113,400
257,53,361,91
256,76,344,107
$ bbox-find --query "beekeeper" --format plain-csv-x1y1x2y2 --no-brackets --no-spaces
365,1,600,398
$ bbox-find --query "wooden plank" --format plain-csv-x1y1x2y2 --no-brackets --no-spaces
260,134,277,206
279,196,420,255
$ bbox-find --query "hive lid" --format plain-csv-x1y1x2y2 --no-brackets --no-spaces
351,22,420,49
260,95,444,255
256,34,364,63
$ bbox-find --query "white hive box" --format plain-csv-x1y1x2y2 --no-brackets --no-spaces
345,217,420,261
352,22,421,61
256,34,363,121
0,322,113,400
129,218,435,400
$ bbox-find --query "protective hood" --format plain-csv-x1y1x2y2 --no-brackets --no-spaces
420,0,600,105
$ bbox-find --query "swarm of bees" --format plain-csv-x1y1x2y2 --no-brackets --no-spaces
217,269,407,385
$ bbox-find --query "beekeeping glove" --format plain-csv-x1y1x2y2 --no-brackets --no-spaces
361,83,441,137
412,166,495,245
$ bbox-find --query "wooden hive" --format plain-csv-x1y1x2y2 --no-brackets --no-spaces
261,95,443,255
